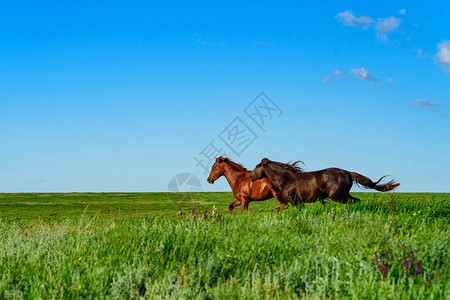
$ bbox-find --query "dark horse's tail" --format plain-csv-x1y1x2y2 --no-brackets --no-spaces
350,172,400,192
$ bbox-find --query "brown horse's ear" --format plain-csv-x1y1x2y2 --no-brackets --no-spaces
261,158,269,163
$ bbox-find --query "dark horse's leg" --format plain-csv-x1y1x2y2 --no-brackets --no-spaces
271,188,289,212
347,195,361,204
330,194,360,204
228,199,241,215
328,171,360,204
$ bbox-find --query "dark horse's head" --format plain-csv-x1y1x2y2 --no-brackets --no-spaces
207,157,226,184
250,158,304,182
249,158,270,182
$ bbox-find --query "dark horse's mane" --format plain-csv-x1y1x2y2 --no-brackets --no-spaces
265,159,304,173
218,157,248,172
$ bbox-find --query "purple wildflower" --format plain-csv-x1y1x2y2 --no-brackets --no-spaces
414,259,420,277
342,211,349,220
203,208,208,220
192,206,196,216
332,211,336,222
374,251,389,280
350,212,356,218
193,214,197,221
382,265,387,280
380,250,389,279
410,251,415,266
374,252,380,266
179,208,183,217
402,257,409,274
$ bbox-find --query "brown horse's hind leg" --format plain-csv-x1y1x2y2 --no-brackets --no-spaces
228,199,241,215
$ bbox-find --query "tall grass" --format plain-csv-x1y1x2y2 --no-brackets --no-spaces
0,193,448,299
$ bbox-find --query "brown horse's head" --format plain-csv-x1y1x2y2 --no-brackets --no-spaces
249,158,270,182
207,157,226,184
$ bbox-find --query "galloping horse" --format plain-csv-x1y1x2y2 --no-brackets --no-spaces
249,158,399,206
207,157,285,214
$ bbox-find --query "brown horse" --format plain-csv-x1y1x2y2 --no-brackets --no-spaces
249,158,399,206
207,157,285,214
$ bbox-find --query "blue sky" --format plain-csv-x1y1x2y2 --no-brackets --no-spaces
0,1,449,192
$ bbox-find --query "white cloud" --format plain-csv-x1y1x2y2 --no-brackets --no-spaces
375,17,402,32
411,99,443,113
336,11,402,41
335,10,374,28
350,67,378,82
323,75,331,83
387,78,394,83
333,70,345,78
399,9,407,15
435,41,450,73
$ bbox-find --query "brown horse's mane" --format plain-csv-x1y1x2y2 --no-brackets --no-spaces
218,157,248,172
264,159,304,173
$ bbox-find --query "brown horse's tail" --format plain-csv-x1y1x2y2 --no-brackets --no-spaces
350,172,400,192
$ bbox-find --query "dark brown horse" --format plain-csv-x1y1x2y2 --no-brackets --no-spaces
249,158,399,206
207,157,286,214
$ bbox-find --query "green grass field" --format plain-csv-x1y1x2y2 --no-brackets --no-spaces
0,192,448,299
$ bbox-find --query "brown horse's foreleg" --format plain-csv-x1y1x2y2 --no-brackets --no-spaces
228,199,241,215
241,198,251,212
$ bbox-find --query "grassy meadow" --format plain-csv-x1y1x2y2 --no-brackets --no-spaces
0,192,448,299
